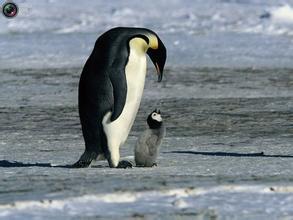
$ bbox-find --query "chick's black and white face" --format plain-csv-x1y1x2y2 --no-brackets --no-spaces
147,110,163,129
151,112,162,122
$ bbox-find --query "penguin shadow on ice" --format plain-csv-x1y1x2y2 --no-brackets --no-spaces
133,109,166,168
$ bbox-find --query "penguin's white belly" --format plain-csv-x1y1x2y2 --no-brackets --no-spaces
102,48,147,147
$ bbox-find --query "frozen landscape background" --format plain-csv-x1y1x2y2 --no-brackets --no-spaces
0,0,293,219
2,0,293,69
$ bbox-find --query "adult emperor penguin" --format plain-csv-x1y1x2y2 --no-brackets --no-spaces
73,27,167,168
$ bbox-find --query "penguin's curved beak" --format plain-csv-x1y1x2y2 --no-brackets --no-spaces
147,37,167,82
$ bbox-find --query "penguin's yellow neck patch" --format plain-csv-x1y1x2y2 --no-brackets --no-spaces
129,38,149,53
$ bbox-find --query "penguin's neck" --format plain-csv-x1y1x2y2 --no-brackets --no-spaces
125,37,148,96
129,37,149,54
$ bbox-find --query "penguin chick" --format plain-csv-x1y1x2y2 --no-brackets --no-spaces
135,109,166,167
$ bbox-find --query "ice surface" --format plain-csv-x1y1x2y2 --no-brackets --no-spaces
0,68,292,219
1,186,293,219
270,4,293,23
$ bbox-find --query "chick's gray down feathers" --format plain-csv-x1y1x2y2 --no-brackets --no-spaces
135,125,165,167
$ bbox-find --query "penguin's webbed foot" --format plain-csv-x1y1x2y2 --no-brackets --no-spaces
72,151,97,168
72,160,91,168
152,163,158,167
117,160,133,169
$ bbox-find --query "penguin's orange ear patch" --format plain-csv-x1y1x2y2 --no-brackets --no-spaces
148,34,159,50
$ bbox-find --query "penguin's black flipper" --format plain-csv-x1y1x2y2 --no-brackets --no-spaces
108,67,127,122
72,151,98,168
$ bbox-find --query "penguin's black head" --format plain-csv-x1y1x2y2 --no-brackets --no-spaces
147,109,163,129
146,35,167,82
